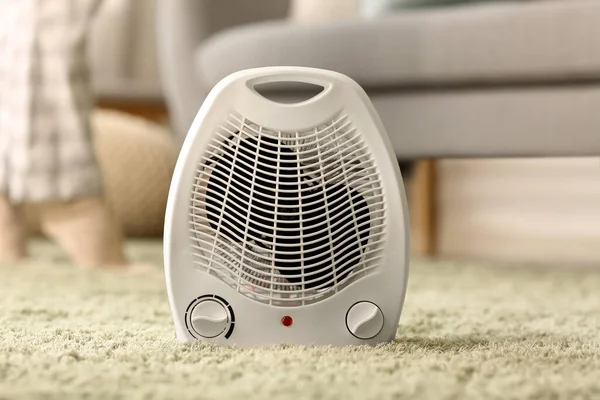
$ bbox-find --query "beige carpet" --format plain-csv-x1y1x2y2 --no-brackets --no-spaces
1,241,600,400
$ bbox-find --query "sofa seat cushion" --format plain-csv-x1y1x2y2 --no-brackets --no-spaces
196,0,600,90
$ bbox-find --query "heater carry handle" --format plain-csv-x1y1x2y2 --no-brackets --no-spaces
246,73,333,98
232,67,346,131
243,66,338,91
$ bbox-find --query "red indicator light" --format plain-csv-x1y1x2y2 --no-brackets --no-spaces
281,316,293,327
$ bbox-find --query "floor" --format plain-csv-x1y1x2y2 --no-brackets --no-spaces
1,240,599,399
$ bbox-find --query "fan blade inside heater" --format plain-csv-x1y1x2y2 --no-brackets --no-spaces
205,133,371,291
275,183,370,289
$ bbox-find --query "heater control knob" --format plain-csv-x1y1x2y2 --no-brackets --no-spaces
190,300,230,338
346,302,384,340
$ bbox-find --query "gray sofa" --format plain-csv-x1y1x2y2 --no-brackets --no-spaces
157,0,600,159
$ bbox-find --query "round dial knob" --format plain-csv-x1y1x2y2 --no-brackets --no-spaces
346,302,384,340
190,300,230,338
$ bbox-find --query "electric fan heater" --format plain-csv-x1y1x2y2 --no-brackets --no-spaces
164,67,409,347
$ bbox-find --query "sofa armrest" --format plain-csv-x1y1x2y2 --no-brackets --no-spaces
156,0,290,140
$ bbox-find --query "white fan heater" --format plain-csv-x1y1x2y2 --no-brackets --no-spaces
164,67,409,347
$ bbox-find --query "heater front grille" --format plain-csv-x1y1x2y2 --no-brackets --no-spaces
189,112,386,307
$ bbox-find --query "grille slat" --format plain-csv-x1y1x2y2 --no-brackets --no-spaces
189,112,386,307
192,170,383,210
191,251,384,290
190,227,386,266
227,113,351,144
220,117,354,153
190,206,385,245
205,127,368,175
236,122,264,293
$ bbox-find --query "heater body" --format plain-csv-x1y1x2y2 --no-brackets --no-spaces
164,67,409,347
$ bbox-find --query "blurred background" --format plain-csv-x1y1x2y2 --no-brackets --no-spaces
90,0,600,267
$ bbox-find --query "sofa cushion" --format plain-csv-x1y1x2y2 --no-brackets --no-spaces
196,0,600,90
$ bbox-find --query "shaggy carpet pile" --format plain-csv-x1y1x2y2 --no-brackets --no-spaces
1,241,599,399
